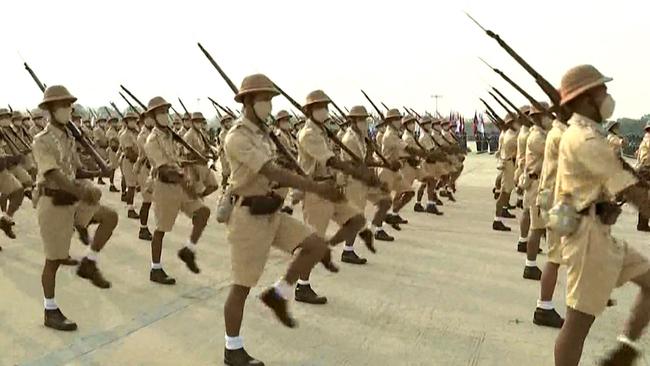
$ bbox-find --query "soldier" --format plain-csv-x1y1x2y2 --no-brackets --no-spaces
119,112,141,219
29,109,46,137
81,115,93,138
135,113,155,241
0,108,26,239
551,65,650,366
272,110,299,214
513,110,531,209
221,74,341,365
33,85,108,331
342,105,395,242
634,122,650,231
172,114,183,134
606,120,624,158
440,119,463,200
179,113,191,136
218,114,233,188
93,115,109,186
143,96,211,285
105,115,120,192
183,112,219,198
519,103,551,281
297,89,374,303
492,113,518,231
431,119,457,202
413,116,444,215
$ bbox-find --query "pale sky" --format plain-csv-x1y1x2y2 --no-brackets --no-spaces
1,0,648,120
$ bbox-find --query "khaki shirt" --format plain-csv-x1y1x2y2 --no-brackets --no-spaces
381,126,407,162
376,129,384,147
137,126,152,158
538,120,567,198
606,133,624,157
106,127,119,142
144,127,179,170
500,129,518,161
516,126,530,170
224,117,275,196
93,127,108,147
432,128,450,148
274,128,298,155
341,127,367,161
555,114,637,211
636,132,650,168
119,128,138,151
184,128,209,156
32,123,79,187
297,119,335,178
524,125,547,176
402,130,418,149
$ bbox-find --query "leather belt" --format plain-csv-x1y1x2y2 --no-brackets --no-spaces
529,173,539,180
42,188,66,197
313,176,334,182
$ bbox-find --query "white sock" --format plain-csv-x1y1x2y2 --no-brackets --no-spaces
140,225,147,229
2,213,13,223
525,259,537,267
128,205,135,211
536,300,554,310
390,209,398,215
297,279,310,286
86,248,99,262
151,262,162,270
617,335,641,352
273,279,293,300
225,334,244,350
494,216,502,222
518,236,528,243
427,201,436,206
372,224,382,233
343,245,354,252
185,239,197,253
44,297,58,310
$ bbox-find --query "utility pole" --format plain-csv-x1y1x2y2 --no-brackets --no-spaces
431,94,443,114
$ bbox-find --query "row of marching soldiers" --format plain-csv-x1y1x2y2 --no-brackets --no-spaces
2,75,464,366
490,64,650,365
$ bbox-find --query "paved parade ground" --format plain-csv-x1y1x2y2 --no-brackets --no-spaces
2,153,650,366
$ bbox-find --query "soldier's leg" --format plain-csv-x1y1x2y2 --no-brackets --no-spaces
371,196,393,241
425,178,443,215
149,182,182,285
518,208,531,251
554,308,595,366
76,205,118,289
414,181,426,211
138,173,153,240
0,172,24,239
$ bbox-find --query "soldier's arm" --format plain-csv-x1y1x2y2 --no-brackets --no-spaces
259,162,341,201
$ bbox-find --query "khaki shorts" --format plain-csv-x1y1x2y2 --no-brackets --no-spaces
75,201,101,228
399,165,418,192
378,168,401,193
227,205,312,287
37,197,76,260
0,170,22,195
137,167,153,203
546,228,563,264
121,159,138,187
190,164,218,195
10,165,32,187
562,213,650,316
152,180,205,232
345,179,369,212
302,192,360,236
500,160,515,193
108,150,119,169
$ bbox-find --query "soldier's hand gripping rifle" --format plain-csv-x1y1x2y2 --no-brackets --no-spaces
178,97,219,162
119,85,208,164
197,42,306,176
465,12,571,121
23,61,111,174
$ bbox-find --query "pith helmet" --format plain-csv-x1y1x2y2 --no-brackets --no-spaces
0,108,10,118
645,121,650,131
146,96,171,114
520,105,531,115
604,120,619,132
11,111,23,120
348,105,369,118
560,65,612,106
71,109,82,119
504,112,517,124
220,115,234,124
182,113,191,121
402,114,416,125
530,102,550,115
275,110,291,121
385,108,402,121
39,85,77,109
234,74,279,103
123,111,139,121
31,109,44,119
303,90,331,109
191,112,206,121
420,115,433,125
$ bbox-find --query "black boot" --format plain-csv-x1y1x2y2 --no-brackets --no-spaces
224,348,265,366
499,209,516,219
97,178,105,185
178,247,200,274
446,191,456,202
533,308,564,328
358,229,375,253
120,193,127,202
341,250,367,265
280,206,293,215
425,203,443,215
435,198,444,206
77,258,111,289
374,229,394,242
127,209,140,219
492,220,511,232
523,266,542,281
109,185,119,193
0,217,16,239
260,287,297,327
150,268,176,285
414,202,425,212
295,284,328,305
637,213,650,232
600,344,639,366
138,227,153,241
517,241,527,253
516,199,523,209
44,308,78,331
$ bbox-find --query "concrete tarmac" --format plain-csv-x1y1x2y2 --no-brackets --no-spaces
2,153,650,365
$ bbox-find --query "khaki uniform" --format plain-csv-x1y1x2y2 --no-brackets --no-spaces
136,126,153,203
341,127,385,211
432,130,452,176
218,127,231,178
183,127,218,195
144,127,203,232
499,129,518,192
400,130,420,191
272,127,298,202
378,126,408,192
119,128,139,188
298,119,359,236
556,114,649,316
93,126,110,161
606,133,623,157
636,132,650,169
105,127,120,169
514,126,530,186
32,124,79,260
523,125,546,230
0,133,23,195
418,130,439,180
225,117,312,287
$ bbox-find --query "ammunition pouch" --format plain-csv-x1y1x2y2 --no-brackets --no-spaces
240,192,283,216
42,187,79,206
402,157,419,167
581,201,622,226
157,166,183,184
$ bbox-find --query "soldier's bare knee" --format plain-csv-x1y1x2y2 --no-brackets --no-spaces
300,234,327,256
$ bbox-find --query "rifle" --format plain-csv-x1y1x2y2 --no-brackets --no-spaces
22,61,110,174
488,91,514,116
465,12,570,121
110,102,124,119
119,92,140,114
209,98,223,118
119,85,208,164
88,107,98,120
491,87,536,127
196,42,306,175
208,97,236,118
479,98,507,130
103,106,113,119
178,98,191,116
170,106,181,117
478,58,555,120
380,102,390,111
403,107,443,152
8,105,13,113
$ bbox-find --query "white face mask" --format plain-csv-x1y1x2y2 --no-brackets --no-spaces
599,94,615,121
193,121,202,129
127,120,138,129
53,106,72,124
279,121,290,131
541,116,553,130
144,117,155,128
253,100,272,121
312,108,329,123
155,113,169,127
355,120,368,135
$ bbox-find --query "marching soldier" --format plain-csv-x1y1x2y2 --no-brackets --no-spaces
413,116,444,215
551,65,650,366
179,113,191,136
33,85,109,331
29,109,46,137
272,110,299,214
93,115,109,185
105,115,120,192
183,112,219,198
172,114,183,134
119,111,141,219
606,120,624,157
634,122,650,231
221,74,341,365
492,113,518,231
218,114,234,188
513,111,531,209
0,108,26,240
143,96,211,285
135,113,155,241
